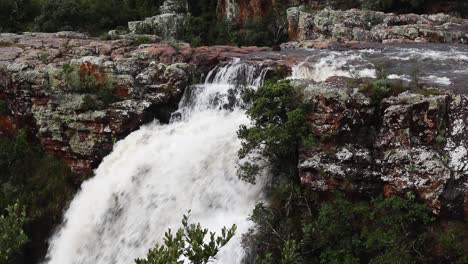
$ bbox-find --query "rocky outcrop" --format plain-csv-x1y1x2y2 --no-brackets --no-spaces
128,0,190,40
287,7,468,45
298,79,468,220
0,32,270,175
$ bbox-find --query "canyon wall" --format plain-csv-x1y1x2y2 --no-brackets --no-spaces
217,0,468,26
286,8,468,45
298,78,468,221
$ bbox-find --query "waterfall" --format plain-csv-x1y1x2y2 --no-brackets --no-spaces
45,60,269,264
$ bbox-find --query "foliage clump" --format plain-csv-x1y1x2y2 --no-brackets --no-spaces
238,80,309,184
0,130,78,262
0,203,28,263
250,192,441,264
134,35,153,46
437,222,468,264
135,212,236,264
358,79,407,105
61,62,117,108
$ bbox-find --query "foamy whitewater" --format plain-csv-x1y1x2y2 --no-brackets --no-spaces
288,45,468,89
45,60,268,264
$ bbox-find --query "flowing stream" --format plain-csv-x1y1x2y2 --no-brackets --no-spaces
45,60,268,264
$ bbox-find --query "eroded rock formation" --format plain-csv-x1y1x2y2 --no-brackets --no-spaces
297,78,468,220
0,32,270,175
128,0,190,40
287,8,468,45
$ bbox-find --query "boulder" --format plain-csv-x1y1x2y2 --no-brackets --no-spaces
128,0,189,40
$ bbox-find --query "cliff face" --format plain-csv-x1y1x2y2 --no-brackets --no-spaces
217,0,467,24
286,8,468,45
298,78,468,221
217,0,271,23
0,32,270,175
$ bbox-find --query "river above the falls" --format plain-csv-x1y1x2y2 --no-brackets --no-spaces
245,43,468,91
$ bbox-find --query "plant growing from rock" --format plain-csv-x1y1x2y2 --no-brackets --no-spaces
61,62,117,106
436,222,468,263
134,35,153,46
359,78,407,106
0,130,78,261
135,212,236,264
238,80,310,184
0,203,28,264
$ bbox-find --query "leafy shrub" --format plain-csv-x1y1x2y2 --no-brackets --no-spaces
249,192,437,264
0,41,13,47
238,80,309,184
61,62,117,106
0,130,78,262
437,222,468,263
359,79,407,105
98,33,122,41
413,88,443,96
135,213,236,264
0,203,28,263
34,0,82,32
134,35,152,46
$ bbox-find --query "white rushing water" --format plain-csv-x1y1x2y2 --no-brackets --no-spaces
45,60,268,264
288,46,468,89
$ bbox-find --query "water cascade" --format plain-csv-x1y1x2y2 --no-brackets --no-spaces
288,45,468,89
45,60,269,264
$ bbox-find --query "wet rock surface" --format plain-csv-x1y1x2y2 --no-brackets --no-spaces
128,0,190,40
287,7,468,45
298,79,468,220
0,32,270,175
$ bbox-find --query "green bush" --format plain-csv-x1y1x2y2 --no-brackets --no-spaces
237,80,309,184
135,213,236,264
358,79,407,105
60,62,117,106
134,35,152,46
0,203,28,264
250,192,437,264
437,222,468,263
0,129,77,262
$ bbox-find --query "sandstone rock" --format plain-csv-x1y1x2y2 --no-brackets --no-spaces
128,0,189,40
288,8,468,44
299,80,468,218
0,33,274,175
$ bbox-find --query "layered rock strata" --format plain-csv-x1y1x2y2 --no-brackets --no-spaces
298,78,468,220
0,32,270,175
287,8,468,45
